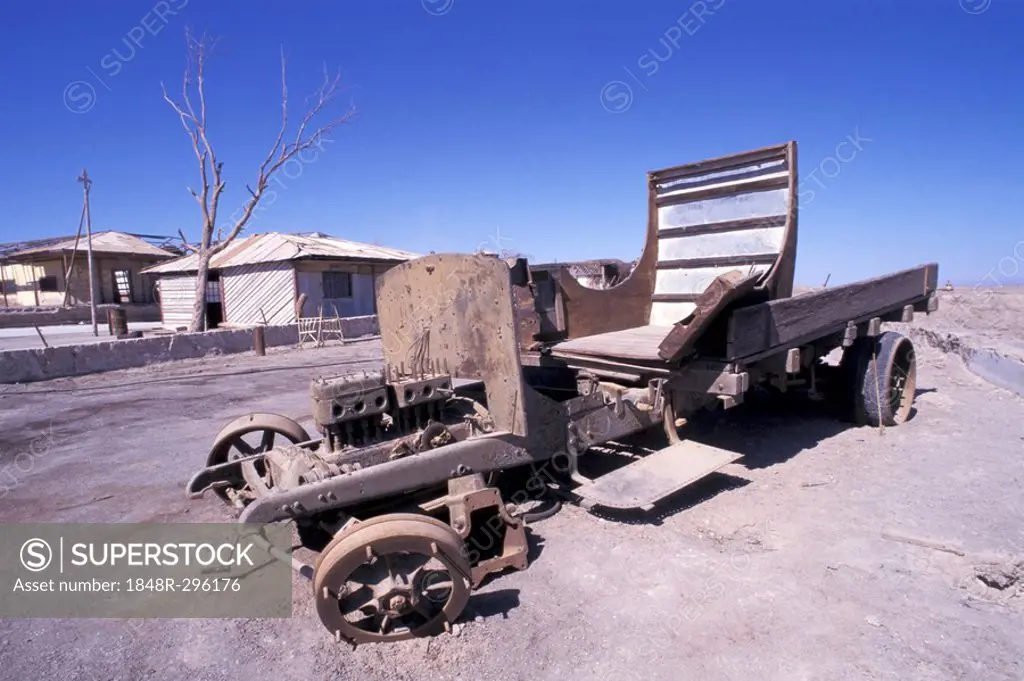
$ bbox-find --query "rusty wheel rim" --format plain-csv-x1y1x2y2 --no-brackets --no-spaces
213,428,278,463
313,514,471,644
889,340,917,423
206,413,309,503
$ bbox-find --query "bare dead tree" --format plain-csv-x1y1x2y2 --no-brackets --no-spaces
162,29,353,332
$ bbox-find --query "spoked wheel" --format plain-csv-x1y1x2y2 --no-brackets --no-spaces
313,514,471,645
842,331,918,426
207,413,310,466
206,413,310,503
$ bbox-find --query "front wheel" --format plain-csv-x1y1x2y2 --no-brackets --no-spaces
313,514,472,644
841,331,917,427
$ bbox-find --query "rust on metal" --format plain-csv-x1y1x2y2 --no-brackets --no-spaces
184,140,941,645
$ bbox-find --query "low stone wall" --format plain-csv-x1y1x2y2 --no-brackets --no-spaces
340,315,379,339
0,315,379,384
0,304,161,329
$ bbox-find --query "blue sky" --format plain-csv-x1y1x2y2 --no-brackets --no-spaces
0,0,1021,285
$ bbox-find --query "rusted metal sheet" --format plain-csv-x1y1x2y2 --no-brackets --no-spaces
142,232,420,275
221,262,297,325
7,231,176,260
376,254,530,436
574,439,742,510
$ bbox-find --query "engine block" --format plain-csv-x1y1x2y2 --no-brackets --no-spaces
311,370,454,451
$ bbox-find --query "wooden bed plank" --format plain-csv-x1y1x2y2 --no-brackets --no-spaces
550,324,673,362
726,263,939,360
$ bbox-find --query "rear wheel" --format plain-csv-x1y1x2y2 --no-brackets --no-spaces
841,331,917,426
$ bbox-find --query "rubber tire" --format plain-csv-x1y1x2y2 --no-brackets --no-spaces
840,331,917,427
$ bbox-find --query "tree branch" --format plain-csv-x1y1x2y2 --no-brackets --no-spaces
163,27,355,331
176,230,200,253
257,46,290,182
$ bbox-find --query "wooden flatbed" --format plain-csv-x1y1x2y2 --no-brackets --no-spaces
513,140,938,418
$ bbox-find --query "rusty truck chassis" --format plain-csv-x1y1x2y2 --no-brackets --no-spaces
186,142,938,645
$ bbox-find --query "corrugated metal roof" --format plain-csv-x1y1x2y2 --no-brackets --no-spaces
142,232,421,275
4,231,177,260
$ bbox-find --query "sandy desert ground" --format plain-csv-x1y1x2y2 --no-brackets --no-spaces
0,291,1021,681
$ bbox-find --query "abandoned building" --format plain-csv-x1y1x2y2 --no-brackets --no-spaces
0,231,177,308
530,258,635,290
141,232,420,329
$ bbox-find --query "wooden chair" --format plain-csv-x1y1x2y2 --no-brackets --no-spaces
321,304,346,344
298,313,323,348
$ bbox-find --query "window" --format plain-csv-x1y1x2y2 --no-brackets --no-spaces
323,271,352,299
38,275,58,292
113,270,132,303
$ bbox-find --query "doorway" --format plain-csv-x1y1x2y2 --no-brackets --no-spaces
205,271,223,329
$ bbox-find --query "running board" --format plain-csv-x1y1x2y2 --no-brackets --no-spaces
575,441,742,511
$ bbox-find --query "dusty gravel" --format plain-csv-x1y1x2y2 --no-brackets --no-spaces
0,322,1022,680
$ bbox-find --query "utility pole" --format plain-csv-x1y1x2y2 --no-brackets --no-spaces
78,169,98,336
61,203,87,307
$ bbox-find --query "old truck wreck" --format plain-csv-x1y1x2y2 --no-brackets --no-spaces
187,141,939,644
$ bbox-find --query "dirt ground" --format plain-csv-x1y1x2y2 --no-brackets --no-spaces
907,287,1024,357
0,306,1022,680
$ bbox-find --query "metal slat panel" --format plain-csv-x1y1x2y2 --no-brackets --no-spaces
656,254,779,270
648,152,792,326
651,293,701,304
650,301,698,327
221,263,297,325
658,188,790,229
651,145,788,185
655,264,772,296
658,214,787,238
158,275,197,327
656,170,790,206
657,227,785,261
